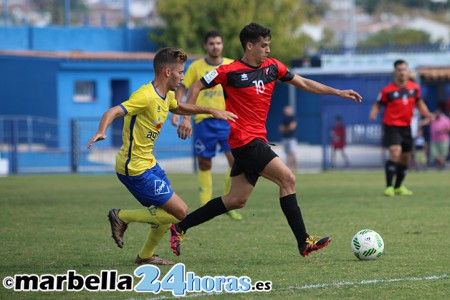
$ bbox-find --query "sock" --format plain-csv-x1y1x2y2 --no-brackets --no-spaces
198,169,212,206
223,168,232,195
280,194,308,248
139,223,171,259
385,160,397,187
118,207,180,225
178,197,227,232
394,164,407,188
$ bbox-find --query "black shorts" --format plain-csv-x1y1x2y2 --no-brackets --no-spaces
383,124,413,152
230,139,278,186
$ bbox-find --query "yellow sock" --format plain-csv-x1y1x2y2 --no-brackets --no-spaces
223,168,232,195
139,223,170,259
118,206,180,225
198,169,212,206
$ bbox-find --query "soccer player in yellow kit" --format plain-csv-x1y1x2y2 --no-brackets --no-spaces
87,47,236,265
172,31,242,220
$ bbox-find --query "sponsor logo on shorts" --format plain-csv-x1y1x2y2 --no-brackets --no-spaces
194,139,206,154
154,180,170,195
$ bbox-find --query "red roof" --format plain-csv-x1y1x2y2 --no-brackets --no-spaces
0,50,156,61
419,67,450,81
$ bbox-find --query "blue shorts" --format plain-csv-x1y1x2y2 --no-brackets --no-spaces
193,118,231,158
116,163,174,207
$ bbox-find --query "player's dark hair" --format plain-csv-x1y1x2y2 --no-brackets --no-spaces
239,22,271,51
153,47,187,75
204,30,222,44
394,59,407,68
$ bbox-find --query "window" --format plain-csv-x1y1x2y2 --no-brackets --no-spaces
74,81,96,102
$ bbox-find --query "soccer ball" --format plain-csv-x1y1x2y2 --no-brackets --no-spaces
351,229,384,260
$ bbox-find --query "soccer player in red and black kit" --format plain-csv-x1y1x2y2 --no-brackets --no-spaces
171,22,362,258
370,59,432,197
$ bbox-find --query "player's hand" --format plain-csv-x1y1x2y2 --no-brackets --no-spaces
177,117,192,140
171,114,180,127
339,90,362,103
369,110,378,121
210,109,238,122
87,133,107,149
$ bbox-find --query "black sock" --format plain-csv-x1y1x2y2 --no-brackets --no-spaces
178,197,228,232
280,194,308,248
385,160,397,187
394,164,407,188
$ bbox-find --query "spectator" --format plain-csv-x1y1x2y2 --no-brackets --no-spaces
430,108,450,169
279,105,298,171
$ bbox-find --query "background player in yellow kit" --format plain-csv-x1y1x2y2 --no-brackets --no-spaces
172,30,242,220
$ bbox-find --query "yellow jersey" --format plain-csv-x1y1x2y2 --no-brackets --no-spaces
182,57,233,123
115,82,178,176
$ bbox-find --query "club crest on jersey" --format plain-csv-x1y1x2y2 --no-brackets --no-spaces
265,67,269,75
204,70,218,84
157,105,161,112
241,73,248,81
402,94,409,105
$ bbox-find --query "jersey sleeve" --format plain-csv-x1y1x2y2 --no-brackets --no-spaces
415,84,422,103
167,91,179,110
120,89,149,115
200,64,227,88
377,89,388,106
181,61,198,89
274,59,295,82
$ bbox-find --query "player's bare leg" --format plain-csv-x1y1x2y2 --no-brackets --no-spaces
223,151,242,220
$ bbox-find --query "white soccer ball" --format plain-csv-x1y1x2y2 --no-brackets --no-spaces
351,229,384,260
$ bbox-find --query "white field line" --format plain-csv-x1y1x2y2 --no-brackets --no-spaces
127,274,449,300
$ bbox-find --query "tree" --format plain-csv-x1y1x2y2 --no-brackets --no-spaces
357,28,434,47
151,0,316,65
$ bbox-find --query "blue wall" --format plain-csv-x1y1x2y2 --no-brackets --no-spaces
0,55,58,118
0,26,157,52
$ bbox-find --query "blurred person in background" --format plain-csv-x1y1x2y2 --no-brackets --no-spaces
279,105,298,171
429,108,450,169
172,30,242,221
330,115,350,168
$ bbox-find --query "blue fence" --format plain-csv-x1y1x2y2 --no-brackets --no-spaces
0,115,391,175
0,116,196,175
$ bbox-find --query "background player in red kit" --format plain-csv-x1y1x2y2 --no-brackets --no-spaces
171,22,362,258
370,59,432,197
330,115,350,167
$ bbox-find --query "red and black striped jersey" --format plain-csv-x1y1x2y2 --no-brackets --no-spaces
201,58,294,148
377,80,422,126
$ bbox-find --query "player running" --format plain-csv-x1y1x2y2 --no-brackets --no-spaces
87,47,236,265
172,30,242,220
170,22,362,258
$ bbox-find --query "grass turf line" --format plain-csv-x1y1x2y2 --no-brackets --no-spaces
0,171,449,299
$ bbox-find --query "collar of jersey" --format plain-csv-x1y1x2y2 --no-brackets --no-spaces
152,81,166,100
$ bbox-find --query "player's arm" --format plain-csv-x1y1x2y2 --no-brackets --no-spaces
287,74,362,102
416,100,433,122
171,85,187,126
369,102,382,121
171,102,236,140
87,106,125,149
176,80,207,139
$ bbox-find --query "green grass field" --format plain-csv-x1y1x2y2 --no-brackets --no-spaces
0,171,449,299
